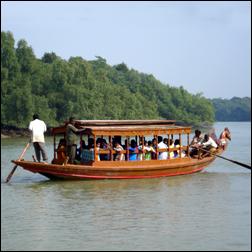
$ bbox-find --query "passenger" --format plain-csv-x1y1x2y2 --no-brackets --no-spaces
158,136,168,160
168,139,175,159
100,138,109,161
81,149,92,162
52,138,66,164
129,139,139,161
151,138,158,159
138,142,144,161
88,138,94,149
163,138,168,146
190,130,203,146
57,138,67,163
173,139,186,158
190,130,203,157
95,140,101,161
209,128,219,146
144,141,156,160
76,140,86,161
114,142,125,161
198,134,218,159
219,127,231,150
88,139,101,161
138,139,146,160
81,138,94,162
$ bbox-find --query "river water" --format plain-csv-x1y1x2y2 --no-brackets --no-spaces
1,122,251,251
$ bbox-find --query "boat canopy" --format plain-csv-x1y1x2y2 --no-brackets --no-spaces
52,120,191,136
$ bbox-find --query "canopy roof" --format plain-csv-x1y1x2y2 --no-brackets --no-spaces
52,120,191,136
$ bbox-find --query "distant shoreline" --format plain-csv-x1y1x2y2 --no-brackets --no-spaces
2,121,250,139
1,125,53,138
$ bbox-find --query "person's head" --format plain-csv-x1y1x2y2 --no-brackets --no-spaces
148,140,152,146
169,139,174,145
80,140,86,148
130,139,137,148
88,138,94,148
204,134,209,142
158,136,163,143
115,142,121,147
69,117,75,124
224,127,230,133
196,130,201,137
33,114,39,120
59,138,66,146
174,139,180,145
163,138,168,145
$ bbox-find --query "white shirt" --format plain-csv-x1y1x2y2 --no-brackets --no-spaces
29,119,47,143
202,137,217,148
158,142,168,160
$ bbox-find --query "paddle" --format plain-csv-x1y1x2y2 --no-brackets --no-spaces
198,147,251,170
5,142,30,183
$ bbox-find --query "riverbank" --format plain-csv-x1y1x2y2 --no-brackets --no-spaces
1,122,215,139
1,125,52,138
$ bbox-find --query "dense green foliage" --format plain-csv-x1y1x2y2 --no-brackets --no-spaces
1,31,220,128
211,97,251,121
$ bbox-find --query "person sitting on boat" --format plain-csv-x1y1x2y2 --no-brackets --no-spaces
100,138,109,161
144,140,156,160
163,138,168,146
208,128,220,146
198,134,218,159
52,138,67,165
173,139,186,158
219,127,231,150
129,139,139,161
168,139,175,159
81,138,94,162
138,141,144,161
189,130,203,157
114,142,125,161
151,138,158,159
158,136,168,160
76,140,86,161
95,140,101,161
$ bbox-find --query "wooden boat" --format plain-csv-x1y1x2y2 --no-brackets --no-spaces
11,120,226,180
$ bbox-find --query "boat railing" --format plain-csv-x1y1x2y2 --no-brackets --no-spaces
52,121,192,163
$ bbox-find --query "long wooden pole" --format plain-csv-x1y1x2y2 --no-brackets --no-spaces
5,142,30,183
199,147,251,170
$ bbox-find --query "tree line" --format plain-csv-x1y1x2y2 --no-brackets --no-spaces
211,97,251,121
1,31,249,130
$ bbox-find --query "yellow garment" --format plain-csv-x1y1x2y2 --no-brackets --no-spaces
169,144,175,158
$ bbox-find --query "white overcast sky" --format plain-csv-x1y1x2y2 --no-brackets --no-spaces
1,1,251,99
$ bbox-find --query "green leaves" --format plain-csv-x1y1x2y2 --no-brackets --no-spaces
1,31,221,129
211,97,251,121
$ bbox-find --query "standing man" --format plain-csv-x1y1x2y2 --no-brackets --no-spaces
29,114,48,163
66,117,85,164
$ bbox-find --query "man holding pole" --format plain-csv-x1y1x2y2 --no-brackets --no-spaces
66,117,85,164
29,114,48,163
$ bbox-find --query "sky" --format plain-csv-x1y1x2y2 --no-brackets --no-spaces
1,1,251,99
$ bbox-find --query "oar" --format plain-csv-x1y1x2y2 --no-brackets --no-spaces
198,147,251,170
5,142,30,183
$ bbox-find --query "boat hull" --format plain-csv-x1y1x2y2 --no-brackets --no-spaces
11,156,217,180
